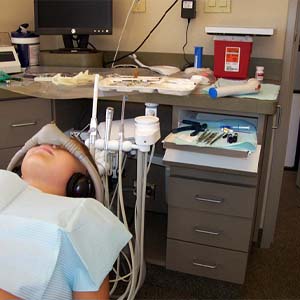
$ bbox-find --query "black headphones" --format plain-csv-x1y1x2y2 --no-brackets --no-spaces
13,167,95,198
66,172,95,198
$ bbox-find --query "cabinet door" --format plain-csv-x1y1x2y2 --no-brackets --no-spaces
0,98,52,148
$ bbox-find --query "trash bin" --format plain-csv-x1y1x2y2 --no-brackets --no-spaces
11,24,40,68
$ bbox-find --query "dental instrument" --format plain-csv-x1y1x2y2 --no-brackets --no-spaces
172,120,208,136
209,132,225,145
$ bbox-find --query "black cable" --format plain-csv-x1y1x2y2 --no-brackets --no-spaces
105,0,179,67
72,35,80,48
88,42,97,50
182,18,192,66
71,35,97,50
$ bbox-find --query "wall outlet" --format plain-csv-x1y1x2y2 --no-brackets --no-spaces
133,0,146,13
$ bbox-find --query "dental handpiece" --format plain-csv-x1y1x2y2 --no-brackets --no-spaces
104,107,114,151
89,74,100,158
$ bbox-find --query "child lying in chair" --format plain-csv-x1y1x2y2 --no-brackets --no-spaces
0,124,131,300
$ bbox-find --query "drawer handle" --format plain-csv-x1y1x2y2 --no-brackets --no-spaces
11,122,37,128
194,228,221,236
195,195,224,204
193,261,217,269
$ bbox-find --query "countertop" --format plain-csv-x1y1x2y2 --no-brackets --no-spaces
0,67,279,115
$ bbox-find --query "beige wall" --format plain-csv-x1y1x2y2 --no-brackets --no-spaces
0,0,34,32
0,0,56,49
1,0,289,59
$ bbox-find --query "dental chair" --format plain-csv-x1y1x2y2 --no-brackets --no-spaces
0,123,131,300
1,74,161,300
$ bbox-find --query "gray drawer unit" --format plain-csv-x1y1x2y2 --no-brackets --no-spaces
0,98,52,149
167,176,256,218
164,144,260,284
168,207,252,252
0,147,20,169
166,239,248,284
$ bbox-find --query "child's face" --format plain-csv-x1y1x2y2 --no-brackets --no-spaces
21,144,87,196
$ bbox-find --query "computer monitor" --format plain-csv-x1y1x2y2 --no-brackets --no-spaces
34,0,113,51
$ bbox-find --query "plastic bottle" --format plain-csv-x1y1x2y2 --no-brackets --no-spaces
194,46,203,68
255,66,264,82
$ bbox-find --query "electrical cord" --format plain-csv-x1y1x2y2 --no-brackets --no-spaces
182,18,193,68
111,95,139,300
133,151,147,297
112,0,137,68
71,35,97,50
109,155,128,209
105,0,179,67
88,42,97,50
147,145,155,174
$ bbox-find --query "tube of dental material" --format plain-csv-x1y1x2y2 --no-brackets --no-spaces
208,78,261,99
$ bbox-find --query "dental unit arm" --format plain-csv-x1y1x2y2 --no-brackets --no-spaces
84,76,161,300
86,116,161,153
89,74,100,158
4,75,160,300
105,107,114,151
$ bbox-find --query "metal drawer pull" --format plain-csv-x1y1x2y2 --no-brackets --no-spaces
193,261,217,269
272,104,281,129
195,228,221,236
195,195,224,204
11,122,37,128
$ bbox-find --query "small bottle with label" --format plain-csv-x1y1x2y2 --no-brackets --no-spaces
255,66,264,82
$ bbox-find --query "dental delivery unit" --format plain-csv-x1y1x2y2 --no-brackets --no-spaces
3,74,161,300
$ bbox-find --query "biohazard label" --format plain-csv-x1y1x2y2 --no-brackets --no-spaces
224,47,240,72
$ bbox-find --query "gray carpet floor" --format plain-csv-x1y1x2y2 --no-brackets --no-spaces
135,170,300,299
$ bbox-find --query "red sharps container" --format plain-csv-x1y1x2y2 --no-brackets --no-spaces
213,36,253,79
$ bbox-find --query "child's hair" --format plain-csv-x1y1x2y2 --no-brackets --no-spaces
70,137,98,171
13,138,98,179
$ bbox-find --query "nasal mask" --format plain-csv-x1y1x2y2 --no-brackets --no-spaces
7,123,103,202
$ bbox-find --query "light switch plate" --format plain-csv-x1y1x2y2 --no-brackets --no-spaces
204,0,231,13
207,0,216,7
133,0,146,13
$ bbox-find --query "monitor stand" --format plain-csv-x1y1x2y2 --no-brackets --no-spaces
41,34,103,67
50,48,96,54
63,34,90,49
50,34,96,53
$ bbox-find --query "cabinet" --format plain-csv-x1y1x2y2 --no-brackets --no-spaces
164,159,259,284
164,108,261,284
0,98,52,169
